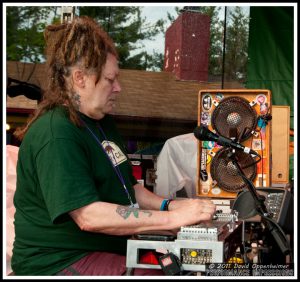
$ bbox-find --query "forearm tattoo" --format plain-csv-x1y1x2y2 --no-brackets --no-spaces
116,206,152,220
71,92,81,110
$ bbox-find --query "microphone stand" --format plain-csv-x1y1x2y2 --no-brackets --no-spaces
227,150,292,259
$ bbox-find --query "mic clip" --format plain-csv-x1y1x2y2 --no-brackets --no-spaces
258,114,272,127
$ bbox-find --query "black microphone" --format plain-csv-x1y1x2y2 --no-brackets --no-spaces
194,125,258,156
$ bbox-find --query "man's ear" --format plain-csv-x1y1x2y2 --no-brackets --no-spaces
72,69,85,88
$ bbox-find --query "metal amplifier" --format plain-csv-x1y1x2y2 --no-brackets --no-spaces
126,212,243,272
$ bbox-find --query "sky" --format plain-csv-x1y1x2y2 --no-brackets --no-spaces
2,3,292,57
3,3,251,59
140,5,180,55
138,4,248,56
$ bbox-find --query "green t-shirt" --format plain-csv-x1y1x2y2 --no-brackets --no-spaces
11,106,138,275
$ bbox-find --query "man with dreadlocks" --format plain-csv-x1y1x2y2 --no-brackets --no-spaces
11,16,215,276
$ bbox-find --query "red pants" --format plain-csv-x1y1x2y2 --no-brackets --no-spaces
56,251,165,276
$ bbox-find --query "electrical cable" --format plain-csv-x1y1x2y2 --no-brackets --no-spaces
235,160,293,261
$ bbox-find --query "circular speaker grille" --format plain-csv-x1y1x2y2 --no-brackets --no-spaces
211,96,257,142
210,148,257,193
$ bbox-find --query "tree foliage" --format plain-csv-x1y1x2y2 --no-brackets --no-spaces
6,6,59,62
79,6,165,70
225,7,250,82
6,5,249,78
6,6,166,70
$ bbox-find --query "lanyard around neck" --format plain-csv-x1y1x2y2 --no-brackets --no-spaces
80,117,136,207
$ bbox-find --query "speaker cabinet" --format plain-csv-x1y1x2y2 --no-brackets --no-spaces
271,106,290,185
197,89,272,198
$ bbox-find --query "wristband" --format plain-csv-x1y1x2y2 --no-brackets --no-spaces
160,199,173,211
165,199,173,211
160,199,168,211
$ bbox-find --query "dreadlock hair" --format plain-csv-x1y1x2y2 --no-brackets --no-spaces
14,16,118,140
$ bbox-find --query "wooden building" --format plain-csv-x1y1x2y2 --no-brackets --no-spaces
7,61,243,149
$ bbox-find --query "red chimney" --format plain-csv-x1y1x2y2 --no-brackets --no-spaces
164,11,210,82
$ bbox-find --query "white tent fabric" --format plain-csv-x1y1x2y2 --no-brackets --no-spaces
154,133,198,199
